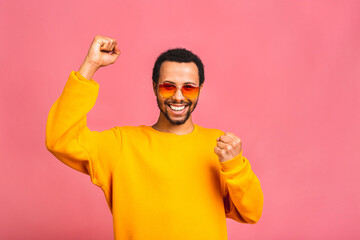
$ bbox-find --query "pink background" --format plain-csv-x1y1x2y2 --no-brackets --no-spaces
1,0,359,239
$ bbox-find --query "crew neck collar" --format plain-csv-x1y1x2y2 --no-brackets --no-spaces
143,123,199,138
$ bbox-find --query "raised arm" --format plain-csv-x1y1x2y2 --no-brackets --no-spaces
45,35,121,192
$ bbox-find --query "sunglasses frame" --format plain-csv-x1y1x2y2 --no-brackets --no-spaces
157,82,200,99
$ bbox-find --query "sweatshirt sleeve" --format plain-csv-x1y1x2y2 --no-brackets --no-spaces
45,71,120,195
219,149,264,224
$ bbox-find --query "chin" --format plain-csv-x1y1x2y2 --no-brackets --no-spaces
170,120,186,125
165,114,188,125
164,109,190,125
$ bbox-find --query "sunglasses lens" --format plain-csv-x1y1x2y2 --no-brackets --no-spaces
182,85,199,99
159,83,176,98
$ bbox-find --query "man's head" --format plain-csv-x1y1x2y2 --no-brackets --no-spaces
152,48,204,125
152,48,204,86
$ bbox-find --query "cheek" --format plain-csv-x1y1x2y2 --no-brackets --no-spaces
157,95,167,107
189,97,199,106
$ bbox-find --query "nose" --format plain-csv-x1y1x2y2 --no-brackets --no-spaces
172,86,186,101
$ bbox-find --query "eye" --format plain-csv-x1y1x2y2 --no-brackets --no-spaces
183,85,196,90
162,83,175,90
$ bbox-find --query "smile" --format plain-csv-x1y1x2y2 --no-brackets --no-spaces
170,104,185,110
167,104,188,115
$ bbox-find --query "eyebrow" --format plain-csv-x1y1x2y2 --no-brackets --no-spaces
163,81,197,86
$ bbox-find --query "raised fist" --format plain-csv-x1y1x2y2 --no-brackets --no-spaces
84,35,121,68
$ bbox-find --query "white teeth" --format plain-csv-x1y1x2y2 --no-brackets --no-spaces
169,105,186,111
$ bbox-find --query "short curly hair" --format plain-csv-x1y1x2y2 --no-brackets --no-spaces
152,48,204,86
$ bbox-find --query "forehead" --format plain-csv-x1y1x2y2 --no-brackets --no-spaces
159,61,199,85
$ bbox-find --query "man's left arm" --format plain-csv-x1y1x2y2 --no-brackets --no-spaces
215,132,264,224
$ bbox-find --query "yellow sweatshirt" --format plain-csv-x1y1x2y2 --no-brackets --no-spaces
45,71,263,240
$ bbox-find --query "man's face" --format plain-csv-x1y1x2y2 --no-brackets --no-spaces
153,61,202,125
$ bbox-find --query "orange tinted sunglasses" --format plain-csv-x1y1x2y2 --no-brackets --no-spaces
158,83,200,99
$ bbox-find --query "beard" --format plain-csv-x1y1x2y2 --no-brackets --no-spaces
156,97,199,125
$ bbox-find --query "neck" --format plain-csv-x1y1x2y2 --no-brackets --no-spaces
152,114,195,135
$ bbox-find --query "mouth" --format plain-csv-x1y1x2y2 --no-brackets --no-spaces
167,104,189,115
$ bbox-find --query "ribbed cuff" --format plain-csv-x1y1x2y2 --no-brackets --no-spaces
220,149,245,172
74,71,98,86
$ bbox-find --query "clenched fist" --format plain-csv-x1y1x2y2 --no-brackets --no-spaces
79,35,121,80
214,132,243,162
85,35,121,68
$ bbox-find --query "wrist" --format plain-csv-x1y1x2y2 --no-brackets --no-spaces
78,59,99,80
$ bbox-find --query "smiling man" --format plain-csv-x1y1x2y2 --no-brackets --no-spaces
45,35,263,240
152,53,203,132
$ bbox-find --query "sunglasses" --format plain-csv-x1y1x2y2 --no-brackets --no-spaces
158,82,200,99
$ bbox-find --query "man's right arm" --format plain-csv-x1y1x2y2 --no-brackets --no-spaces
45,35,121,190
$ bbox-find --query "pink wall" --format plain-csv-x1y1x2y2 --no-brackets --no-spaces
1,0,359,239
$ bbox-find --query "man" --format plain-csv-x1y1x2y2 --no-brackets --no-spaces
45,35,263,240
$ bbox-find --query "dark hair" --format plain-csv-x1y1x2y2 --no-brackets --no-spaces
152,48,204,86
